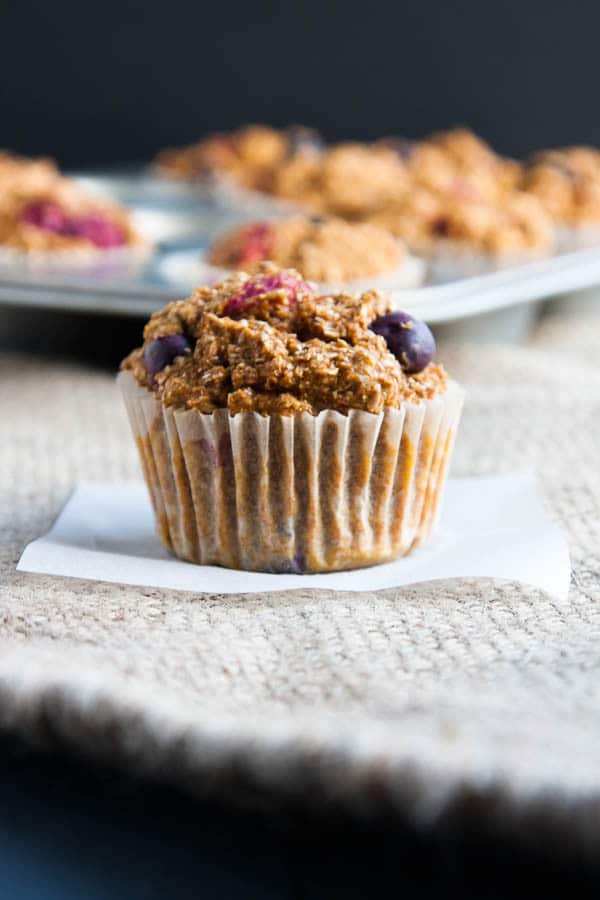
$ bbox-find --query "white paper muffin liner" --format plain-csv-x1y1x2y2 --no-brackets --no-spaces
0,242,153,279
420,240,552,284
555,224,600,251
119,371,464,574
159,249,425,293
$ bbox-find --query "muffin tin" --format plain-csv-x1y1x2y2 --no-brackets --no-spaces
0,167,598,337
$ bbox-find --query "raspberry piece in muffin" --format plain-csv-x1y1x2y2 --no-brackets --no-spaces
221,269,313,317
208,216,406,284
215,222,273,268
19,201,127,248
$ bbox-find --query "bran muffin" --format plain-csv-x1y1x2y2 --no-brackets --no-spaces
155,124,324,192
425,128,522,191
520,147,600,235
270,143,409,218
377,128,522,210
0,150,60,207
120,263,463,573
207,216,409,285
370,188,554,276
0,151,145,257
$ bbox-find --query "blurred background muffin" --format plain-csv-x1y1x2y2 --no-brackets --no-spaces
520,146,600,243
207,216,418,286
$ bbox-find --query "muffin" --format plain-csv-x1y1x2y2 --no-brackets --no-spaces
119,263,463,573
370,189,554,279
270,143,408,218
155,124,324,192
378,128,521,204
425,127,522,192
520,147,600,243
206,216,423,288
0,151,146,263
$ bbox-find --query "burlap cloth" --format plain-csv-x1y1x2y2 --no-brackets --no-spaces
2,308,600,860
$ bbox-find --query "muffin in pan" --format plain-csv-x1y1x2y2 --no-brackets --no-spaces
206,216,424,289
377,127,521,204
0,150,148,269
270,143,409,219
155,124,324,191
423,127,522,192
370,189,554,280
520,146,600,245
119,263,463,574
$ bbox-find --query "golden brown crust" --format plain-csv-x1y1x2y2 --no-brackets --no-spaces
122,263,447,415
208,216,405,282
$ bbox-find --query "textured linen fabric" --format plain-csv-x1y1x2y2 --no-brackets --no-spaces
1,310,600,861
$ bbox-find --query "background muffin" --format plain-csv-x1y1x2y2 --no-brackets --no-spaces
155,124,324,191
0,151,144,255
520,147,600,241
207,216,408,285
370,188,554,277
270,143,408,218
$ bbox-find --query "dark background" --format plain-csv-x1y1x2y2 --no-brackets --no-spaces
0,0,597,167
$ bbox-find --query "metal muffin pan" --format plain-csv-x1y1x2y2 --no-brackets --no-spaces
0,167,597,341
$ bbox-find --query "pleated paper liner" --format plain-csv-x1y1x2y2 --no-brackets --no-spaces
119,371,464,574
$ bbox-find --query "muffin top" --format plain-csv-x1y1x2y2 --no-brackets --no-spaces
377,129,521,200
426,128,520,180
0,151,142,252
521,147,600,225
122,263,446,416
207,216,405,283
271,143,408,218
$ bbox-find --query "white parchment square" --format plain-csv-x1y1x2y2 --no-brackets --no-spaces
17,474,570,599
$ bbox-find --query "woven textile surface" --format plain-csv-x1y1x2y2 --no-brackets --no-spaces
1,308,600,860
